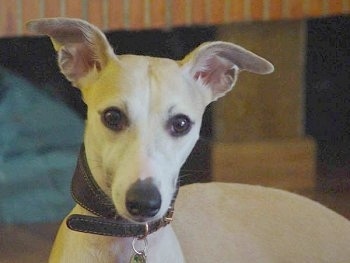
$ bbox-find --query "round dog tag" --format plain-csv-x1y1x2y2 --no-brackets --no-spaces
129,253,147,263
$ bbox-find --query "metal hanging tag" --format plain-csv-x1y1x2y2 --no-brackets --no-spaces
130,237,148,263
129,252,147,263
130,223,149,263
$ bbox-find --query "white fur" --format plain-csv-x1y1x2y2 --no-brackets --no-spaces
26,18,350,263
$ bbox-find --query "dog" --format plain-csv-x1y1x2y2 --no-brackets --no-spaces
27,18,350,263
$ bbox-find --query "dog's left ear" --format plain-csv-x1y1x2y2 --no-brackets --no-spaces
26,18,114,87
181,41,274,101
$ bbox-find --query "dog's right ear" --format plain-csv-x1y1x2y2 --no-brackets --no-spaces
26,18,114,88
181,41,274,102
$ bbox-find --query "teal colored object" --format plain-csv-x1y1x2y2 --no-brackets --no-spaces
0,68,84,223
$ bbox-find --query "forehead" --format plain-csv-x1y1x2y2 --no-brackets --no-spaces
86,55,206,115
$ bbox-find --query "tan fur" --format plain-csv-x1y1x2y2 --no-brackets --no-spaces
174,183,350,262
26,18,350,263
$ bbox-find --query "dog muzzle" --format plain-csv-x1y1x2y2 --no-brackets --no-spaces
66,145,177,238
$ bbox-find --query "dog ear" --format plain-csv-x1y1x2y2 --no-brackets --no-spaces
181,41,274,101
26,18,114,87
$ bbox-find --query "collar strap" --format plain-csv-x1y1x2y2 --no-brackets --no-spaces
66,213,171,237
66,145,176,237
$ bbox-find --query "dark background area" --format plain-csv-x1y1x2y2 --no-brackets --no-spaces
306,16,350,191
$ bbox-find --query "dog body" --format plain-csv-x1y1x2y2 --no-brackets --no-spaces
174,183,350,263
27,18,350,263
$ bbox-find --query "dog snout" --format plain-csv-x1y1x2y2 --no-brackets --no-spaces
126,179,161,218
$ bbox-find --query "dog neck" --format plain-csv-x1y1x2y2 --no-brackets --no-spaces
66,145,177,237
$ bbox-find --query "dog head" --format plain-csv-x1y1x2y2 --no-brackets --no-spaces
27,18,273,222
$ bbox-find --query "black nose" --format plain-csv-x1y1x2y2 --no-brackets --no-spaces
126,179,161,218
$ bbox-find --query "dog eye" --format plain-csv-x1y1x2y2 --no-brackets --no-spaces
168,114,192,137
102,107,128,132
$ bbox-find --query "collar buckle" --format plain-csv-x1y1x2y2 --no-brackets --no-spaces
164,206,175,223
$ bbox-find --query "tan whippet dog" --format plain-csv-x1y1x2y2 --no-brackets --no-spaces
27,18,350,263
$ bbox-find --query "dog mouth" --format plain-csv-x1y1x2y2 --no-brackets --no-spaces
117,201,170,224
125,215,158,223
122,204,162,223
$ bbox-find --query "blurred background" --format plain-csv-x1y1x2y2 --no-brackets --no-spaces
0,1,349,262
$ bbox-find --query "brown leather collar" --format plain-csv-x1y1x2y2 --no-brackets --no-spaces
66,145,177,237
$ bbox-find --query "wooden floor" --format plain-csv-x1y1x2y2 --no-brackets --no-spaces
0,223,58,263
1,188,349,263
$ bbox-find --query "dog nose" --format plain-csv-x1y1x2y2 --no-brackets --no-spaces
126,179,161,218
